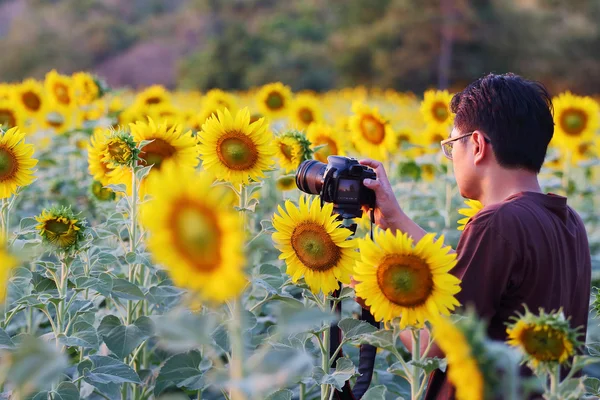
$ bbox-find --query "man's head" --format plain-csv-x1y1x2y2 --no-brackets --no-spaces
446,73,554,200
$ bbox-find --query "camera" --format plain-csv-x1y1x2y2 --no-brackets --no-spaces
295,156,376,219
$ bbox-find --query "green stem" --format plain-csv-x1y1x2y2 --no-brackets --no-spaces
549,365,560,395
321,294,331,400
411,329,421,400
299,383,306,400
229,297,246,400
197,389,202,400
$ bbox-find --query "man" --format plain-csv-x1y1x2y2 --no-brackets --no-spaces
358,73,591,398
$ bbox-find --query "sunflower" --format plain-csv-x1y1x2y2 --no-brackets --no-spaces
90,180,116,202
552,92,600,153
354,229,461,329
134,85,171,108
420,89,454,128
275,130,312,173
418,125,451,154
272,196,358,295
101,131,137,168
198,107,275,185
506,308,580,369
87,128,113,186
14,79,45,116
1,236,18,303
204,89,237,114
306,123,347,163
0,100,27,130
433,313,497,400
44,70,74,109
257,82,292,118
290,94,322,129
73,72,100,106
276,175,296,191
140,162,246,303
0,127,38,199
43,108,82,134
35,206,86,251
349,103,396,160
457,199,484,231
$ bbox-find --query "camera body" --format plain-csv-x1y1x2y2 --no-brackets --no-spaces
295,156,376,219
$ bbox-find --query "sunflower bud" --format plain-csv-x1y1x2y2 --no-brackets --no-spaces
101,130,137,168
35,206,86,253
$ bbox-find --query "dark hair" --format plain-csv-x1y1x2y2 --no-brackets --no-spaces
450,73,554,172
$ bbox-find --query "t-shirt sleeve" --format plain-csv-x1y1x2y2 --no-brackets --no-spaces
453,216,520,320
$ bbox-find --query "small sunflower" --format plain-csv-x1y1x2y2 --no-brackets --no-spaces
0,100,27,130
101,130,137,168
134,85,171,108
257,82,293,118
140,162,246,303
433,312,498,400
552,92,600,153
1,236,18,303
44,70,74,109
396,127,415,149
418,125,451,154
276,175,296,191
290,94,322,129
349,103,396,160
14,79,45,116
457,199,484,231
73,72,100,106
90,180,116,202
35,206,86,252
272,196,358,295
354,229,461,329
506,308,580,369
87,128,113,186
0,127,38,199
204,89,238,114
275,130,312,173
306,123,347,163
43,108,81,134
198,107,275,185
420,89,454,128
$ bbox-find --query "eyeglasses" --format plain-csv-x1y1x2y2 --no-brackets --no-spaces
440,131,491,160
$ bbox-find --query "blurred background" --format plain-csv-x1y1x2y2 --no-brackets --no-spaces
2,0,600,94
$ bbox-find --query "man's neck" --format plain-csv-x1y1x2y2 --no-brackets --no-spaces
480,168,542,206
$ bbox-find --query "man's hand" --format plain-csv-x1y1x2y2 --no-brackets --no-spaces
359,158,404,231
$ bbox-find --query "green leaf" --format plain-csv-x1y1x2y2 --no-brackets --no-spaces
79,355,140,398
585,377,600,395
136,165,153,180
153,311,216,352
94,252,119,266
19,217,39,232
252,278,279,295
104,184,127,194
276,305,337,335
53,382,80,400
146,285,183,305
557,377,585,399
110,278,145,300
570,355,600,375
125,251,137,264
265,389,293,400
313,357,357,391
63,321,99,349
327,286,355,301
0,327,14,349
362,385,388,400
351,329,397,353
338,317,377,339
409,357,447,374
98,315,153,359
74,274,113,296
154,350,212,396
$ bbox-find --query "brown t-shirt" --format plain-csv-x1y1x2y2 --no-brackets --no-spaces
425,191,591,400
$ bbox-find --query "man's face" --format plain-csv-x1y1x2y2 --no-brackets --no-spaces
450,127,480,199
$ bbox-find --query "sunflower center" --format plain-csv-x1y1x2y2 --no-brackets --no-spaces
376,254,434,307
560,109,587,136
0,109,16,128
431,134,445,145
107,141,132,164
432,102,449,122
172,203,221,272
266,92,284,110
577,143,590,155
0,147,18,181
216,132,258,171
299,108,314,124
45,219,71,235
314,137,338,163
520,326,566,362
279,142,294,161
145,96,161,105
359,116,385,144
291,222,341,272
53,83,70,105
22,91,42,112
398,134,410,145
139,138,176,170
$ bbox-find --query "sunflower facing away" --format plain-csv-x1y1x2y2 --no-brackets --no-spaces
87,128,114,186
552,92,600,153
290,94,323,129
349,103,396,160
354,229,461,329
272,196,358,295
274,130,312,173
306,123,347,163
420,89,454,128
44,70,74,109
257,82,293,118
433,312,498,400
457,199,484,231
0,127,38,199
198,107,275,185
1,236,18,303
140,162,246,303
35,206,86,252
506,308,580,369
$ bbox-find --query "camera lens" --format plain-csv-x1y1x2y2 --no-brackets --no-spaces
295,160,326,195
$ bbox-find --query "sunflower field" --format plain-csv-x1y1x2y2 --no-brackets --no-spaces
1,71,600,400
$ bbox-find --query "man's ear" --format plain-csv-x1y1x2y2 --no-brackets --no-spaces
472,130,488,165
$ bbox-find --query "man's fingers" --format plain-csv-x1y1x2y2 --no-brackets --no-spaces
359,158,389,180
363,178,380,191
